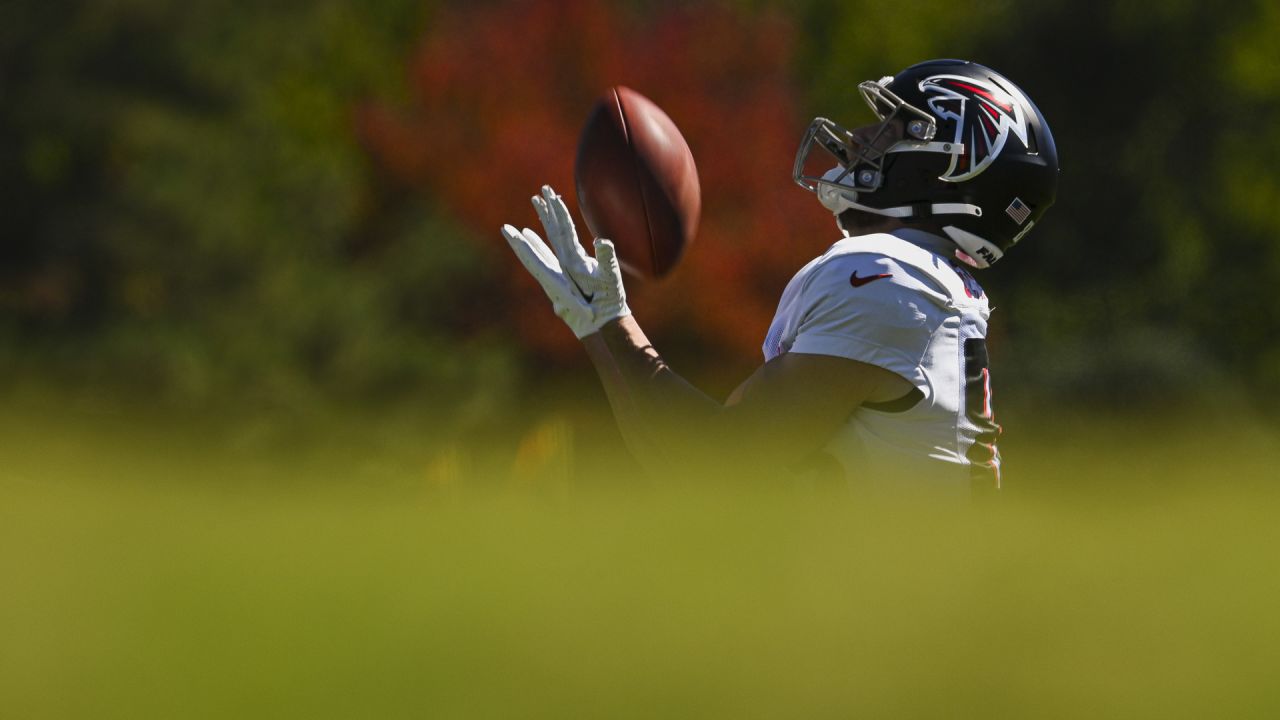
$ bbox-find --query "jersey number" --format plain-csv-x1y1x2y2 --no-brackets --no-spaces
964,338,1002,488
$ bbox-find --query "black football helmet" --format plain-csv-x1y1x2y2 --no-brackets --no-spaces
793,59,1059,268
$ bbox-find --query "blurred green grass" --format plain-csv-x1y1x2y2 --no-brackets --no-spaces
2,400,1278,718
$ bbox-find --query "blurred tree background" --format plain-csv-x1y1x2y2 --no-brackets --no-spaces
2,0,1278,457
5,5,1278,712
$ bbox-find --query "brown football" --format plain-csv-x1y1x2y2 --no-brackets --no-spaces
574,86,701,280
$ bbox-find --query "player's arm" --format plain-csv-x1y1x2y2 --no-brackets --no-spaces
581,315,903,479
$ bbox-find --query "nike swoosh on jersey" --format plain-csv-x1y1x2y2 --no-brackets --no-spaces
849,270,892,288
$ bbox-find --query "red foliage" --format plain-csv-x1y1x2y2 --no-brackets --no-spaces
358,0,836,371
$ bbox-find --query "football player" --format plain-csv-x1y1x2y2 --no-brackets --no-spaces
502,59,1059,496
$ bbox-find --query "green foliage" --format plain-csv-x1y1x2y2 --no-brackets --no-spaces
797,0,1008,118
1,0,516,414
3,0,1280,415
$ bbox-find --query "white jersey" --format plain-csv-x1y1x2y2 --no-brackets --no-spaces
763,228,1001,496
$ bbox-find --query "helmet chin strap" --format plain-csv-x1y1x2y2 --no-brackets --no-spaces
818,181,1003,268
816,181,983,221
941,226,1004,268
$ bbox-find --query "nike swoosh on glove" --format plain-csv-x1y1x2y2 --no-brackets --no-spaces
501,185,631,339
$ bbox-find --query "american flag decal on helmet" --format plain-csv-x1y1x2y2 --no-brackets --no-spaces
919,75,1030,182
1006,197,1031,225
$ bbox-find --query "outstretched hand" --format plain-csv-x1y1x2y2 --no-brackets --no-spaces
501,185,630,339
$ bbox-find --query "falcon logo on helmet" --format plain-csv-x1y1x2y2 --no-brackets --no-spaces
919,75,1030,182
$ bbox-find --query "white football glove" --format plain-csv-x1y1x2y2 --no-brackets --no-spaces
501,185,631,339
